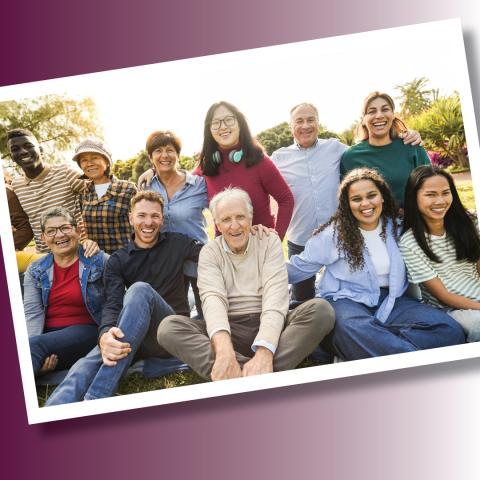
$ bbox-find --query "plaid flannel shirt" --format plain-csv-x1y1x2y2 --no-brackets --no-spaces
77,176,137,254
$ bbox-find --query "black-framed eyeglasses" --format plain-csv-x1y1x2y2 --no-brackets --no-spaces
44,224,75,237
210,115,237,130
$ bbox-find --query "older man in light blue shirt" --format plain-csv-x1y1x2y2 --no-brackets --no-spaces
271,103,347,305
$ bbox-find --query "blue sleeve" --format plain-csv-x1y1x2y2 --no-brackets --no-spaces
287,229,337,284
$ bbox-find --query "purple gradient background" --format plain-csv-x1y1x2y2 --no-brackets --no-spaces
2,1,480,478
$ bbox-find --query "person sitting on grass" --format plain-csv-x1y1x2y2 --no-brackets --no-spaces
400,165,480,342
24,207,106,378
158,187,335,381
45,190,203,405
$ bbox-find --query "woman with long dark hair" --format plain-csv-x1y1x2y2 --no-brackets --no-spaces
341,91,430,207
192,101,294,239
400,165,480,341
287,167,464,360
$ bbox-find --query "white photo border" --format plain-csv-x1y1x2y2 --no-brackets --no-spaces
1,18,479,424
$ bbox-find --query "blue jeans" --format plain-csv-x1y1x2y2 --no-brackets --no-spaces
30,324,98,375
46,282,175,405
328,290,465,360
288,241,316,308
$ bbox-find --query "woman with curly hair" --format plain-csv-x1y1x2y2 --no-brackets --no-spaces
400,165,480,342
287,168,464,361
341,91,430,208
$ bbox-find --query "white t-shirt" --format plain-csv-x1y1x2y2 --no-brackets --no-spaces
360,222,390,287
94,182,111,198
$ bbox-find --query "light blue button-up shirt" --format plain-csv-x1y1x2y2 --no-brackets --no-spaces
271,139,347,246
148,170,208,277
287,220,408,323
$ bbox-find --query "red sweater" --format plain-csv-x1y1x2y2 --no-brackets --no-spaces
45,259,95,329
193,150,293,239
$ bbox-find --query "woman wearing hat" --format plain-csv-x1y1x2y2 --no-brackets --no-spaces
73,138,137,254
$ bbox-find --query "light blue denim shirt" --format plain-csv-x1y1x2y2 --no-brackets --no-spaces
148,171,208,277
23,247,108,337
287,220,408,322
271,139,347,246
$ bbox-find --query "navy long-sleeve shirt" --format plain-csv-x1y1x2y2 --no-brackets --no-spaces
98,232,203,339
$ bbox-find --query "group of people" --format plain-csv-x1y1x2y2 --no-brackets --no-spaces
4,91,480,406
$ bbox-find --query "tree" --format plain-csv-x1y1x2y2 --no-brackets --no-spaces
256,121,338,155
395,77,433,118
408,94,468,168
0,94,102,163
256,122,293,155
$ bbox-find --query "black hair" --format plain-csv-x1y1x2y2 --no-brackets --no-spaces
403,165,480,263
198,101,264,176
7,128,36,141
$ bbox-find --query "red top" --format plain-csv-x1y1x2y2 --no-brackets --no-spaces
45,258,95,329
193,148,293,239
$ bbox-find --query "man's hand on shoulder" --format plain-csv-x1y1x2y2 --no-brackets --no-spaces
242,346,273,377
99,327,131,366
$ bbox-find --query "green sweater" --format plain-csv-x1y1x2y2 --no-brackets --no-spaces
340,139,430,207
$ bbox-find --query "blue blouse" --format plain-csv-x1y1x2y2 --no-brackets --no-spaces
287,220,409,322
148,170,208,276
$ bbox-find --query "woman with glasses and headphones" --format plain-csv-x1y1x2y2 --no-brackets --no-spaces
23,206,107,379
193,101,294,239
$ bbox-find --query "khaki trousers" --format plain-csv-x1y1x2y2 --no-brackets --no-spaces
157,298,334,380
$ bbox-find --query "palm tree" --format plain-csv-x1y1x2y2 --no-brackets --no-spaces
395,77,433,118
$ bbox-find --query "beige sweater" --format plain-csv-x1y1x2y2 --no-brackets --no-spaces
197,234,289,350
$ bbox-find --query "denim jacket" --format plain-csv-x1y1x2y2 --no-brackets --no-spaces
287,220,408,323
23,247,108,337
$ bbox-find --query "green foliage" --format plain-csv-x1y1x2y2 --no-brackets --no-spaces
408,94,468,168
257,121,339,155
179,154,197,171
338,123,358,146
395,77,434,118
256,121,293,155
0,94,102,163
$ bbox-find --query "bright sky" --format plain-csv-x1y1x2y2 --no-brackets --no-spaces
0,19,475,161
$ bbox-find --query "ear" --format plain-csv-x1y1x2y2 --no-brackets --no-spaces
128,212,134,227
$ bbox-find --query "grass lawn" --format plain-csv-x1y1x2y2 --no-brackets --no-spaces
36,180,476,406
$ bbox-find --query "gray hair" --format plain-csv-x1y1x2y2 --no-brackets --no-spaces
40,206,77,232
209,187,253,222
290,102,319,120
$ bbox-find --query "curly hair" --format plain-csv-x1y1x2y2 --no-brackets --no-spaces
314,168,399,271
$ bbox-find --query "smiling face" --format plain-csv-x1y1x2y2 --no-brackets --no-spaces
290,104,319,149
129,199,164,249
210,105,240,149
416,175,452,228
290,105,319,148
348,179,384,230
42,216,80,257
150,143,179,174
215,197,251,254
362,97,394,144
78,152,109,182
7,134,43,172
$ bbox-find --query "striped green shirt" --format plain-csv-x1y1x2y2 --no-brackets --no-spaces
399,229,480,309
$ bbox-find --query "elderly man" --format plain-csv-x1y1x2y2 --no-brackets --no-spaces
158,187,334,381
271,103,420,305
46,191,203,404
7,129,87,253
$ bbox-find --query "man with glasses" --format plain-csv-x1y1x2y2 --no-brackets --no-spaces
7,128,96,254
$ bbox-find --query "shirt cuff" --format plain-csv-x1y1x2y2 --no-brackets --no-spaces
208,327,231,340
252,339,276,355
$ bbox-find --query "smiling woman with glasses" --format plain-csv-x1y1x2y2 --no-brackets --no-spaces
193,100,294,240
23,206,108,382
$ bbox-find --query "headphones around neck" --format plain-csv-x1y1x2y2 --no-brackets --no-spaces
212,149,244,165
